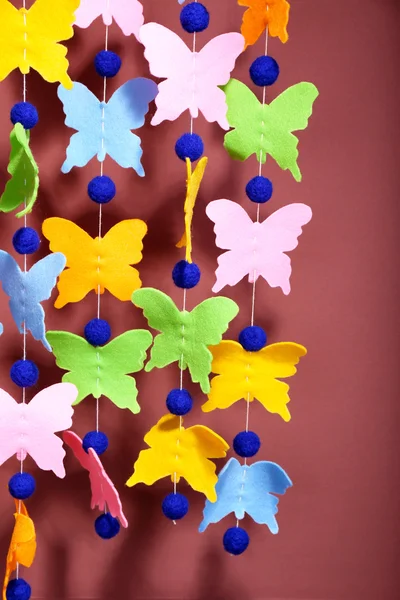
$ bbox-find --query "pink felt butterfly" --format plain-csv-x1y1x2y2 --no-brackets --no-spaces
75,0,144,39
206,200,312,294
139,23,244,129
63,431,128,528
0,383,77,478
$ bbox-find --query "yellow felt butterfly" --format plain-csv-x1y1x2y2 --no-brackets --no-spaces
42,217,147,308
202,340,307,421
0,0,78,89
3,501,36,600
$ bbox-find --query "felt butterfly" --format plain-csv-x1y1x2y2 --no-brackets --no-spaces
132,288,239,393
139,23,244,129
202,340,306,421
63,431,128,527
0,251,66,351
223,78,319,181
199,457,292,533
3,501,36,600
75,0,144,39
0,383,77,478
42,217,147,308
57,78,158,175
239,0,290,47
47,329,152,413
0,0,78,88
206,199,312,294
126,414,229,501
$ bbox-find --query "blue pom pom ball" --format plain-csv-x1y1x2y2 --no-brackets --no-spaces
6,579,31,600
175,133,204,162
88,176,116,204
10,360,39,388
172,260,201,289
94,50,122,77
233,431,261,458
223,527,250,555
180,2,209,33
162,493,189,520
83,431,109,456
84,319,111,346
250,56,280,87
239,326,267,351
12,227,40,254
8,473,36,500
246,176,273,203
10,102,38,130
95,513,120,539
166,389,193,416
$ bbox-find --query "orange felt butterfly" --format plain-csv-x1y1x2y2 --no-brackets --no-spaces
3,501,36,600
238,0,290,47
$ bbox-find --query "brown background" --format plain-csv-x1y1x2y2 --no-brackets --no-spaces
0,0,399,598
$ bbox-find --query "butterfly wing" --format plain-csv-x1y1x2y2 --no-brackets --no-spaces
0,388,22,467
199,457,243,530
89,449,128,526
0,1,22,82
239,0,290,46
108,0,144,38
63,430,92,471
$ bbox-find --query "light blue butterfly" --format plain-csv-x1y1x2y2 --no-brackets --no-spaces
199,457,292,533
57,78,158,176
0,251,66,351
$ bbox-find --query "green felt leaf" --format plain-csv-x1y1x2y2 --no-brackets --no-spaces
222,79,319,182
132,288,239,393
46,329,153,413
0,123,39,218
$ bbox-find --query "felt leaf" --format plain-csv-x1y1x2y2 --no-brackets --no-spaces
199,457,292,533
0,0,78,88
202,340,306,421
0,250,66,350
0,124,39,218
132,288,239,393
47,329,152,413
139,23,244,129
0,383,77,477
223,79,319,181
63,431,128,527
42,217,147,308
126,414,229,501
57,78,158,174
176,157,208,262
239,0,290,46
75,0,144,39
3,501,36,600
206,199,312,294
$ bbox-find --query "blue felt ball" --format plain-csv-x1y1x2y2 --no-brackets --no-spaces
12,227,40,255
239,326,267,351
95,513,120,539
10,360,39,388
250,56,280,87
94,50,122,78
172,260,201,289
180,2,210,33
10,102,38,130
8,473,36,500
6,578,31,600
84,319,111,346
162,493,189,520
223,527,250,555
166,388,193,416
245,176,273,204
87,176,116,204
233,431,261,458
175,133,204,162
82,431,109,456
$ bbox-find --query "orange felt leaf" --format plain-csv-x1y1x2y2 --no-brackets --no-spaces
238,0,290,46
3,501,36,600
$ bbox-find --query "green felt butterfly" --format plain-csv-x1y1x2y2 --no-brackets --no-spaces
46,329,153,413
222,78,319,182
132,288,239,393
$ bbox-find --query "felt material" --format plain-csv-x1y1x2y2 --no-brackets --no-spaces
132,288,239,393
239,326,267,351
94,513,120,539
3,501,36,600
166,389,193,416
87,175,116,203
223,526,249,555
82,431,109,455
84,318,111,346
42,218,146,307
233,431,260,457
200,457,292,533
75,0,144,39
180,3,209,33
10,102,38,130
175,133,203,161
0,124,39,218
139,23,244,129
162,492,189,520
206,199,312,294
8,473,36,500
172,260,201,289
239,0,290,46
63,431,128,527
223,78,319,181
12,228,40,255
245,175,273,203
249,55,279,86
5,579,31,600
46,329,152,413
58,78,157,175
202,340,307,421
94,50,121,78
0,383,77,477
126,414,229,501
0,251,66,351
0,0,78,88
10,360,39,388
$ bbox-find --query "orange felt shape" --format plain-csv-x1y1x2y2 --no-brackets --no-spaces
238,0,290,46
3,501,36,600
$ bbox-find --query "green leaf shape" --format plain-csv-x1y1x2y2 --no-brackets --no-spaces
222,79,319,182
132,288,239,394
0,123,39,218
46,329,153,413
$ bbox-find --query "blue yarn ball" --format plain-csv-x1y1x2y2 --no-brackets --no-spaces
162,493,189,520
95,513,120,539
82,431,109,456
245,176,273,203
233,431,261,458
10,360,39,388
172,260,201,289
10,102,38,130
223,527,250,555
12,227,40,255
250,56,280,87
84,318,111,346
6,579,31,600
175,133,204,162
87,176,116,204
239,326,267,351
166,388,193,416
94,50,122,78
8,473,36,500
180,2,209,33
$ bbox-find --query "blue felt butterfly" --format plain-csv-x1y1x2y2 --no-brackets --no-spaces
0,251,66,351
199,457,292,533
57,78,158,176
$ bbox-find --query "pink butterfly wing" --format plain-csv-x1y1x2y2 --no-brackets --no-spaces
0,389,24,466
75,0,144,38
74,0,108,28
